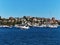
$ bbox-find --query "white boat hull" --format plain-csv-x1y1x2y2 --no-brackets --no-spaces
48,25,58,28
19,26,29,29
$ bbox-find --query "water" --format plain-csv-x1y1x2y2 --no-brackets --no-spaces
0,27,60,45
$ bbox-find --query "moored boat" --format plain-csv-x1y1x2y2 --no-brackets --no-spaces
19,26,29,29
48,24,58,28
2,25,9,28
15,24,30,29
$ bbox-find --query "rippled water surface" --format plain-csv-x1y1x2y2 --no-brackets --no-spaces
0,27,60,45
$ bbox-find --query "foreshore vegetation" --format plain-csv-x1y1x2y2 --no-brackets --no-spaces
0,16,60,26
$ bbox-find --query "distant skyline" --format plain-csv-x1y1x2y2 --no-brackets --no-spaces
0,0,60,19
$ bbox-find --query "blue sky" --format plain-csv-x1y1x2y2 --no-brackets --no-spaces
0,0,60,19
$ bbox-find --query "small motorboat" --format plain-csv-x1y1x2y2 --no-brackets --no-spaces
19,26,29,29
15,25,19,28
48,25,58,28
15,24,30,29
39,24,46,27
2,25,9,28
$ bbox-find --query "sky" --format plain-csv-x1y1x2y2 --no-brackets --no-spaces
0,0,60,19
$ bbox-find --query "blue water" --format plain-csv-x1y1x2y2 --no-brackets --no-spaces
0,27,60,45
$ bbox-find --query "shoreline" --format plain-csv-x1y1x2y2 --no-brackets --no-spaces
0,24,59,28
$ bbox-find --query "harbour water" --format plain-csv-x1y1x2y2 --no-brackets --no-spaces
0,27,60,45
